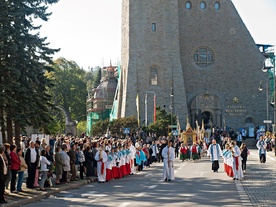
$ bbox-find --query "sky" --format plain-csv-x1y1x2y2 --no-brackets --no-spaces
38,0,276,70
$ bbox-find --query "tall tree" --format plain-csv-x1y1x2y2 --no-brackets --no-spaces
0,0,59,145
46,57,87,133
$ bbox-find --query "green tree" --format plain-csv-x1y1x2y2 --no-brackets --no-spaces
148,106,177,137
94,67,102,87
0,0,59,145
46,57,87,134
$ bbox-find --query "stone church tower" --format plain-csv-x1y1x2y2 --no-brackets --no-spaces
118,0,267,130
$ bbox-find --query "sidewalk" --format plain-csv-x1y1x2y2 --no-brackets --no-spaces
2,177,97,207
240,148,276,207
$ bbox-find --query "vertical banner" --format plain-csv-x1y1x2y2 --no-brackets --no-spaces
154,95,156,123
136,94,140,127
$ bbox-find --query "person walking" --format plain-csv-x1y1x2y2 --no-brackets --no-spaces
240,143,249,173
256,136,267,163
207,139,222,172
231,141,243,180
161,140,175,181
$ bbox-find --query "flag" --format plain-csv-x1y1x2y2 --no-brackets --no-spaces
136,94,140,126
153,95,156,123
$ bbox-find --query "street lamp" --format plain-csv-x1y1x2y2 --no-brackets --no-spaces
170,87,174,136
259,44,276,156
258,80,269,131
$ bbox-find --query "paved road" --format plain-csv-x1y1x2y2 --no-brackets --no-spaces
240,149,276,207
22,157,243,207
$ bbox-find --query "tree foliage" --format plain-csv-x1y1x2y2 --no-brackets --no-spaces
0,0,59,145
92,116,138,137
45,57,87,134
147,106,177,137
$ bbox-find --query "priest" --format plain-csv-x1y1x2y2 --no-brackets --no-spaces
161,140,175,181
207,139,222,172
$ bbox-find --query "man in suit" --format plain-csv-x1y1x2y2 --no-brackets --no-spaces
24,141,39,188
0,144,8,203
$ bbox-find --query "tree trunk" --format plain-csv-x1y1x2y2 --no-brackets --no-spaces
14,120,21,148
6,116,13,145
0,106,6,143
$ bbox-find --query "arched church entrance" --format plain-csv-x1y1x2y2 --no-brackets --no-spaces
190,93,223,129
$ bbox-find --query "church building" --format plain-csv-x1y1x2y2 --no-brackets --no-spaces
116,0,268,131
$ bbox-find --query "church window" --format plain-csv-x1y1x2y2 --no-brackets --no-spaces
194,47,214,68
186,1,192,10
200,1,207,10
150,68,158,85
214,2,220,10
152,23,156,32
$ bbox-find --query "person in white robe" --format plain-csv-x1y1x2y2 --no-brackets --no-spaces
161,140,175,181
231,141,243,180
256,136,267,163
129,142,136,175
94,146,108,183
207,139,222,172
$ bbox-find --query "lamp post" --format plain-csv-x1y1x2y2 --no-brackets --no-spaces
259,44,275,155
258,81,269,131
170,87,174,138
144,91,156,127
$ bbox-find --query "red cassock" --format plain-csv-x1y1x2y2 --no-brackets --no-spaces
106,168,113,181
112,166,119,179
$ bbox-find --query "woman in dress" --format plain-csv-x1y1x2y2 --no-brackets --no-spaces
60,144,70,183
54,147,63,185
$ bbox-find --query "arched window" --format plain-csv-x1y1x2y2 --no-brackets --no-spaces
151,68,158,85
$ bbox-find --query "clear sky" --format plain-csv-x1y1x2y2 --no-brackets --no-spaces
39,0,276,69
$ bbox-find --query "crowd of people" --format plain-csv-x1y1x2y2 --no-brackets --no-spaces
0,134,179,204
0,129,274,204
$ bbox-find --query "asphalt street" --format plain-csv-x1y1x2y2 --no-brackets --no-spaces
22,156,243,207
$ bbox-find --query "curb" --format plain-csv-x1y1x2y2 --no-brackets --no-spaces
3,178,97,207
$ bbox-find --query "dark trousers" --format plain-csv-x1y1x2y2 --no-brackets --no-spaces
260,154,266,163
62,171,68,183
212,160,219,172
0,179,5,202
80,163,84,179
242,159,247,171
10,170,17,192
175,150,179,158
157,153,162,162
70,163,76,181
27,163,36,188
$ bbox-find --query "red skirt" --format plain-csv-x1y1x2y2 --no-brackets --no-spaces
117,167,122,179
120,165,127,177
126,163,131,175
112,166,119,179
106,169,112,181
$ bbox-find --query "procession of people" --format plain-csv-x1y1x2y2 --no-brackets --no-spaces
0,128,273,204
